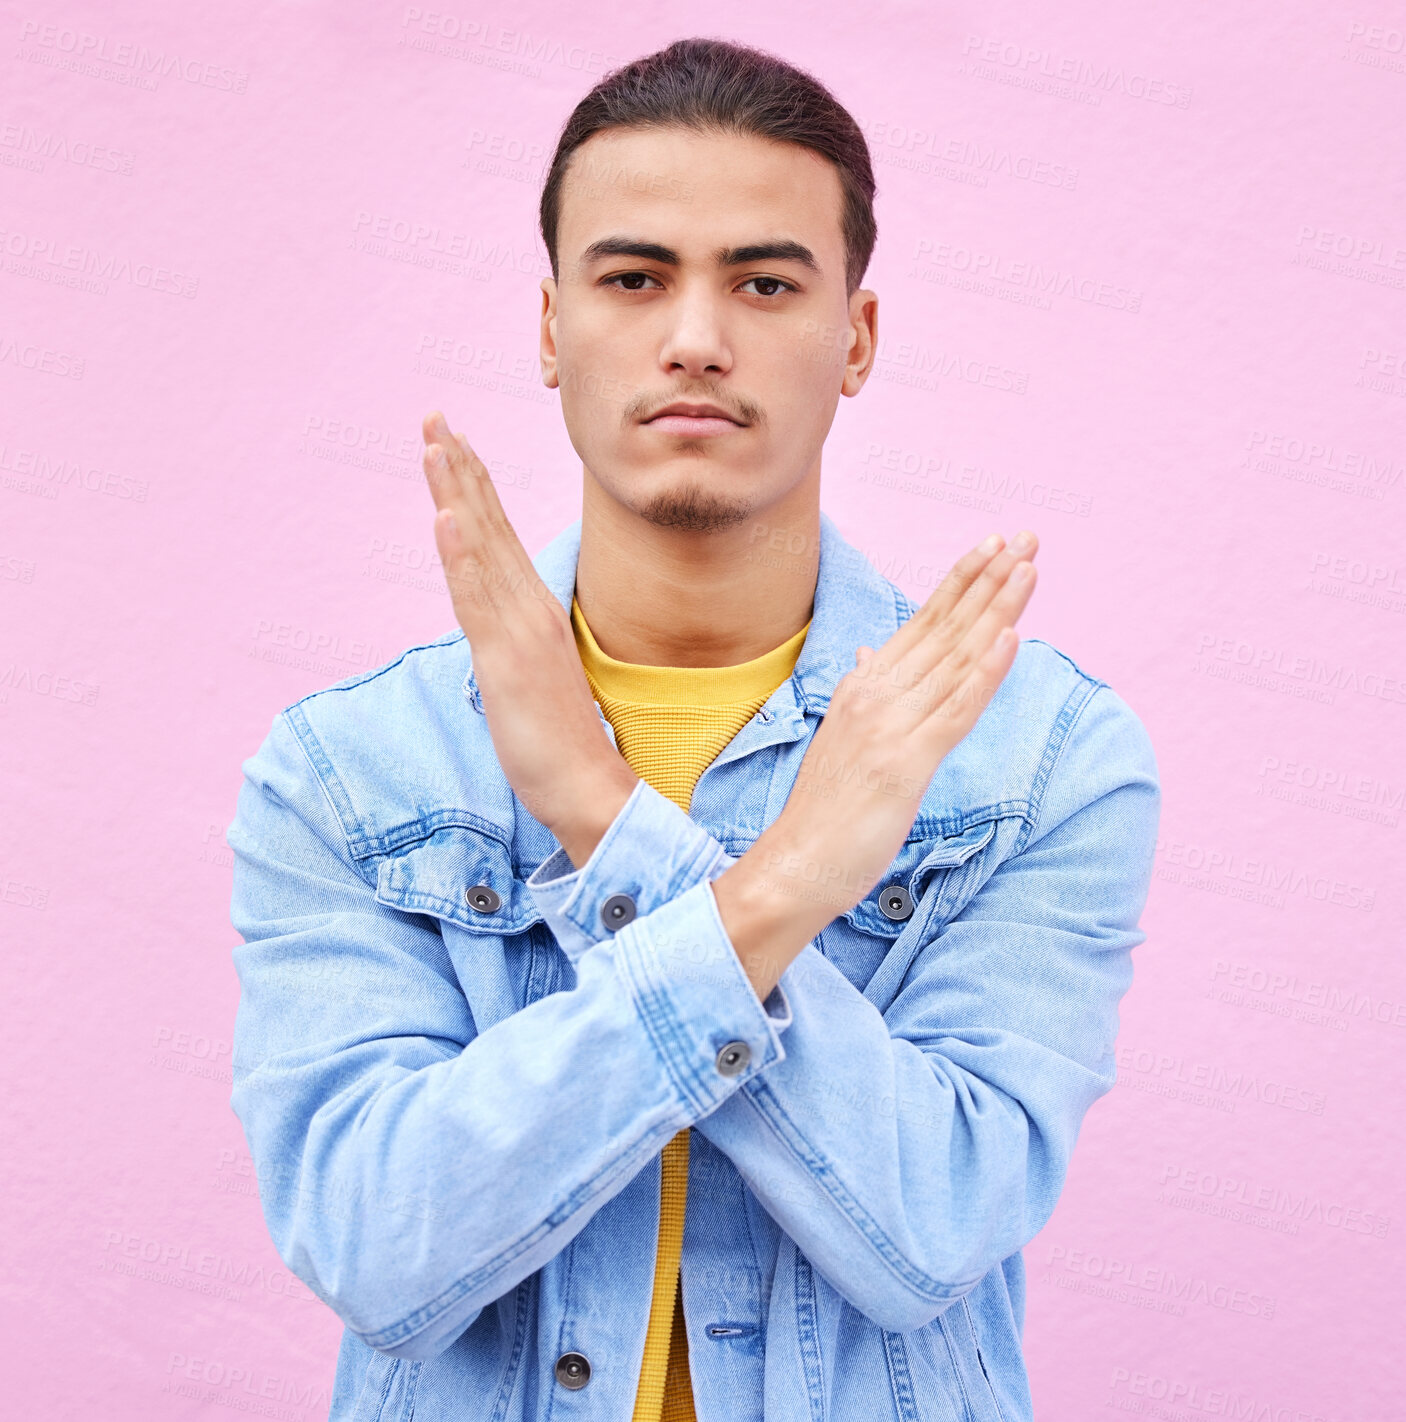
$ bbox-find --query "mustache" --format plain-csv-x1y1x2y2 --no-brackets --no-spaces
623,389,764,426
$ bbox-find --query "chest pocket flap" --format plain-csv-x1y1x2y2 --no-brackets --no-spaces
909,817,999,905
374,826,543,935
841,817,999,938
860,818,1003,1016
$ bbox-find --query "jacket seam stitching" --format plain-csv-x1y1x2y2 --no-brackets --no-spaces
370,1354,399,1420
738,1078,986,1309
283,630,464,709
360,1118,672,1352
544,1236,577,1422
934,1309,978,1421
960,1296,1011,1422
490,1275,533,1422
1012,675,1105,857
615,925,712,1117
882,1329,919,1422
732,1156,766,1339
400,1359,423,1421
794,1251,827,1421
279,707,377,889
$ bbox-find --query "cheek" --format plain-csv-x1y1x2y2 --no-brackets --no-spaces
761,366,838,448
557,363,624,438
771,328,846,405
781,312,851,370
556,321,639,432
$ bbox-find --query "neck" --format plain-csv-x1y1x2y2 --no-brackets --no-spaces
573,464,820,668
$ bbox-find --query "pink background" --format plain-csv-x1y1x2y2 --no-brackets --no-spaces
3,2,1403,1416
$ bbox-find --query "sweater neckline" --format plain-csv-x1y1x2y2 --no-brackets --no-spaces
571,596,812,708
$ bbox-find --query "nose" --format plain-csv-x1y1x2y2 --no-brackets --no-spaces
658,284,732,379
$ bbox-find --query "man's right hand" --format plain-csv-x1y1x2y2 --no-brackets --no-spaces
420,410,640,867
711,530,1039,1000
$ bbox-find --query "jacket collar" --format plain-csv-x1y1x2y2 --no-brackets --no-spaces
462,509,909,716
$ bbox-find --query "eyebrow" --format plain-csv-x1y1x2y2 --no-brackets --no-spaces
577,236,821,276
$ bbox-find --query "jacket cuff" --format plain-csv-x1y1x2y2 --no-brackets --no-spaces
526,778,732,963
611,876,792,1114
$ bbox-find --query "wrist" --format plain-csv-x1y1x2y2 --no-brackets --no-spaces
712,829,822,1002
552,762,639,871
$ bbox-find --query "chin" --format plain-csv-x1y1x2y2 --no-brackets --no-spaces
633,477,754,534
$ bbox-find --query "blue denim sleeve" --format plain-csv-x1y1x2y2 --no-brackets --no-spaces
526,777,794,1021
227,711,789,1362
527,778,731,962
528,684,1161,1333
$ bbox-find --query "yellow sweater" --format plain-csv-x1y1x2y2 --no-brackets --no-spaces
571,596,810,1422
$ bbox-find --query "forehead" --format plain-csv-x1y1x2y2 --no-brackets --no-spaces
557,126,846,271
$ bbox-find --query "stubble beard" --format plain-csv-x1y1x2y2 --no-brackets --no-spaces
635,474,753,534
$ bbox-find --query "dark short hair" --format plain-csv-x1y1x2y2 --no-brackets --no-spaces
539,37,877,295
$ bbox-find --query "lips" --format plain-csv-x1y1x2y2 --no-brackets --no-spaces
643,414,743,437
642,402,747,437
644,402,743,424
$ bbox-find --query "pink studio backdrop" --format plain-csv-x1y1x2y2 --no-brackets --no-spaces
3,2,1402,1417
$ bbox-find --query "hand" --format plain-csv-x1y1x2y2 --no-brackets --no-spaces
712,530,1039,999
420,411,638,865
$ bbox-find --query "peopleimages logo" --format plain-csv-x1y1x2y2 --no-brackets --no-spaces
0,225,198,298
396,8,623,77
1212,958,1406,1031
1105,1368,1328,1421
862,119,1079,191
959,34,1193,109
1158,1162,1391,1238
163,1352,329,1415
1044,1245,1276,1319
16,20,249,93
0,333,85,379
1116,1043,1327,1116
910,238,1143,312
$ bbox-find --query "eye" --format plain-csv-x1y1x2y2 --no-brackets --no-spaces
601,271,664,291
600,271,798,296
739,275,796,297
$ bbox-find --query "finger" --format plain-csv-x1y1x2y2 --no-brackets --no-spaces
904,622,1022,757
873,533,1007,670
430,506,489,619
896,532,1039,685
868,530,1038,685
938,626,1022,733
907,559,1037,713
417,429,537,625
422,410,475,498
421,413,543,607
430,504,517,621
935,532,1038,641
960,559,1037,676
898,554,1029,711
422,437,509,582
422,411,511,540
421,413,520,561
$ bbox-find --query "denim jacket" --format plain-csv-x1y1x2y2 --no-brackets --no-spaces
227,510,1160,1422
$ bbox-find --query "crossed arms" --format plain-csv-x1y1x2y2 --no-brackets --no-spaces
224,415,1159,1360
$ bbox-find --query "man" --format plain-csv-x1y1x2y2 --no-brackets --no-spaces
228,36,1160,1422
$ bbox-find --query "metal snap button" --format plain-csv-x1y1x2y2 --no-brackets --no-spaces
878,883,914,922
600,893,637,930
554,1351,591,1389
465,884,501,914
715,1040,751,1076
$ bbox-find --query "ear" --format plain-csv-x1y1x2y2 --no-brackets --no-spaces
841,287,878,398
539,277,560,389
